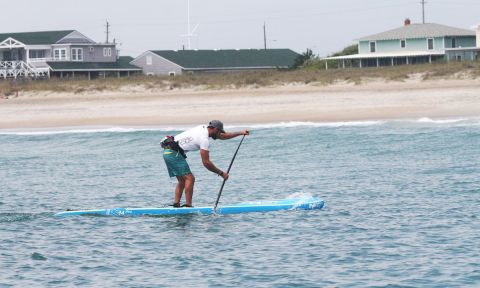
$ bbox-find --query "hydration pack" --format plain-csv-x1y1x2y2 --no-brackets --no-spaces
160,136,187,159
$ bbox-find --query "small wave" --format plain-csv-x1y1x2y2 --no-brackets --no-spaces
417,117,469,124
2,117,479,136
0,126,187,136
286,192,314,199
285,192,325,210
395,117,480,127
0,121,384,135
31,252,47,261
238,121,385,129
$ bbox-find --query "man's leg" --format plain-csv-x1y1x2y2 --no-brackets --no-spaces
184,173,195,206
174,175,186,205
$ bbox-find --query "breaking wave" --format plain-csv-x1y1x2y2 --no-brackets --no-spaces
1,117,479,135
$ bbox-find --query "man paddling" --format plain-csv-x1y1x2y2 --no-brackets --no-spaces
161,120,249,207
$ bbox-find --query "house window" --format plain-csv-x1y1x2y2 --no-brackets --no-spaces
451,38,456,48
169,71,176,76
54,48,67,60
71,48,83,61
29,50,46,59
89,47,94,53
369,41,376,53
427,38,434,50
103,47,112,57
146,55,152,65
400,39,406,48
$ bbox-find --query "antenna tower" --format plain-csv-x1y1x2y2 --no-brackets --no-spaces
182,0,199,50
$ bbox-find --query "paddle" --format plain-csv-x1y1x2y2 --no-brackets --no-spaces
213,134,246,211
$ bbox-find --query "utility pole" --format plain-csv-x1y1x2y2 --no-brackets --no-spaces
421,0,426,24
263,22,267,50
105,20,110,43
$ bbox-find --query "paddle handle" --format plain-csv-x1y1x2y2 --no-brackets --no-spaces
213,135,246,211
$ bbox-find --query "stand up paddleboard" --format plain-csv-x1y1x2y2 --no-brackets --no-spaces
54,197,324,217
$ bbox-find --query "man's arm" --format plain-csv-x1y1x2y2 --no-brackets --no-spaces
218,129,249,140
200,149,229,180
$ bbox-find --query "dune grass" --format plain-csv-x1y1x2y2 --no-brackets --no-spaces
1,61,480,97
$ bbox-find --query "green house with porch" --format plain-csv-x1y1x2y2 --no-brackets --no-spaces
323,20,480,68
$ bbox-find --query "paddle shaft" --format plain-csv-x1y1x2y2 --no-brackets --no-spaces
213,135,246,210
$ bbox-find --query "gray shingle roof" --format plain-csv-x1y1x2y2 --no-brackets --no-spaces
358,23,475,41
151,49,300,69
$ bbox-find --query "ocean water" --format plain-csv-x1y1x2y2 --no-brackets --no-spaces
1,118,479,287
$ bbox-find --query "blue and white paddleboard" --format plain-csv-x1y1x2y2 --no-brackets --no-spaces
54,197,324,217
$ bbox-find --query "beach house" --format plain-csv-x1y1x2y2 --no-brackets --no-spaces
130,49,300,76
0,30,141,79
322,20,480,69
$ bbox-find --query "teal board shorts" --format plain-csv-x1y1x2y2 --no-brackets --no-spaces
163,149,191,177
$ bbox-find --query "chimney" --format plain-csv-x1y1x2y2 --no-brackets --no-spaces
404,18,411,26
477,25,480,48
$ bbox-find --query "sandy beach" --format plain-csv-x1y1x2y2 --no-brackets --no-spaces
1,78,480,129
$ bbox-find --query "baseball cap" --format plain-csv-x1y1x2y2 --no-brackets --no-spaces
208,120,225,133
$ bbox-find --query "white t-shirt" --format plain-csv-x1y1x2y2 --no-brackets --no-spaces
175,125,210,152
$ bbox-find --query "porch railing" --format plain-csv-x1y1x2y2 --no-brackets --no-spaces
28,57,71,63
0,61,50,79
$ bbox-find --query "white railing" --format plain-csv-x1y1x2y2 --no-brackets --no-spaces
28,57,71,63
0,61,50,79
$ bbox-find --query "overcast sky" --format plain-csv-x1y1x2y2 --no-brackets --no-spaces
3,0,480,57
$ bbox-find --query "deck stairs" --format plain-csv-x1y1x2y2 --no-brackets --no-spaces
0,61,50,79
